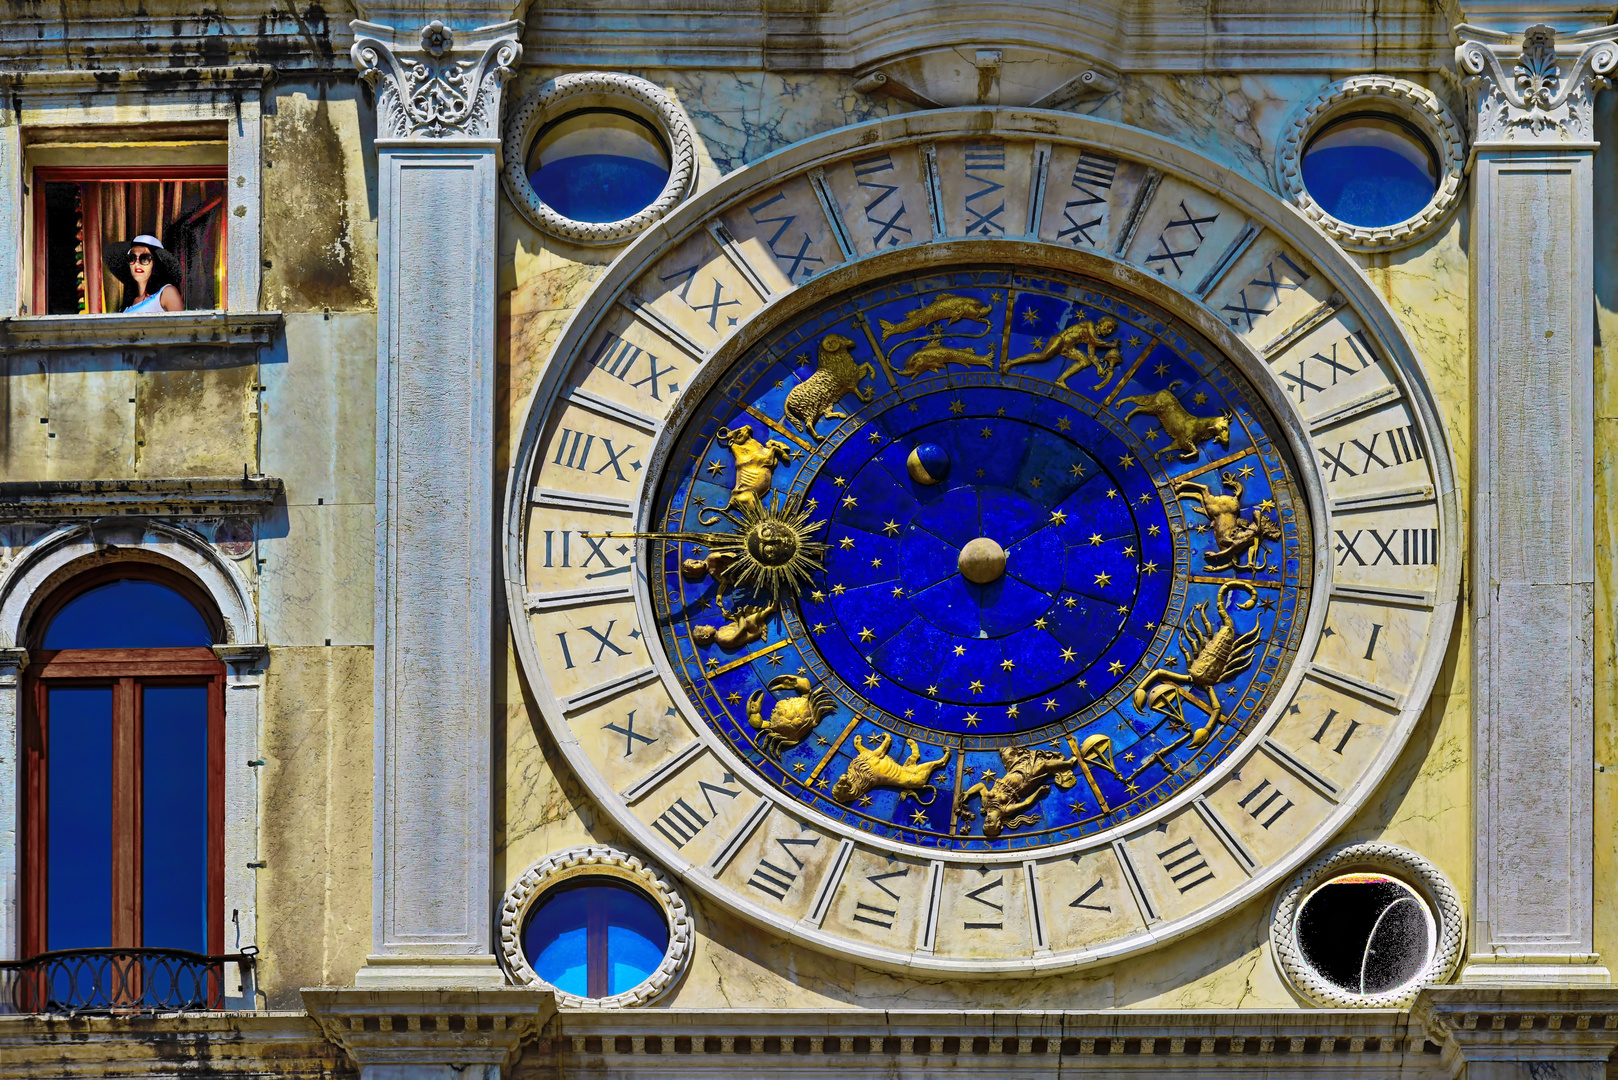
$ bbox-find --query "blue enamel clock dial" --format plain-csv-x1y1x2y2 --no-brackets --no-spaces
649,268,1312,853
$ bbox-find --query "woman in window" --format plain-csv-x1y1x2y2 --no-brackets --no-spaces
102,234,185,313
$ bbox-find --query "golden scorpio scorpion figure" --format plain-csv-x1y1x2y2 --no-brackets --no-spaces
1128,581,1260,779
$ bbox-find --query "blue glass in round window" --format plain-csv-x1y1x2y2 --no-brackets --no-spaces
527,110,672,224
521,878,668,998
1301,114,1439,229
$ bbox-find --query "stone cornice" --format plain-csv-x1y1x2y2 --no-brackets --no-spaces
1412,988,1618,1076
302,988,555,1070
350,19,521,140
0,477,284,521
1455,22,1618,144
0,311,283,352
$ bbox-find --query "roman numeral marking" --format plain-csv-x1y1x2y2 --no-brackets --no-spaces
650,776,742,848
1364,622,1384,661
1157,838,1215,893
1220,252,1311,330
963,874,1005,929
601,708,660,757
1311,709,1362,754
658,263,742,329
1334,528,1438,566
1056,150,1118,246
1274,329,1375,402
852,867,910,929
651,797,709,847
1144,201,1219,277
962,141,1007,236
591,333,680,400
1318,425,1423,480
1069,877,1112,912
540,530,634,580
747,192,825,282
551,429,640,482
554,619,638,669
747,835,822,901
1236,778,1294,829
852,152,912,247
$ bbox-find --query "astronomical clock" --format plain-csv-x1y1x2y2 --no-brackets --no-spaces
506,113,1459,974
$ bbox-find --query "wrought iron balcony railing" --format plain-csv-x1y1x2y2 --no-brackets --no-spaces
0,947,257,1015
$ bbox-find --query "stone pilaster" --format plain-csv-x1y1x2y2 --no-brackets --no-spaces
304,988,555,1080
1455,22,1617,986
349,17,521,987
0,647,26,961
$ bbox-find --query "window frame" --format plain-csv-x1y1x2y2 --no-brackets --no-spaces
30,164,231,317
19,564,227,960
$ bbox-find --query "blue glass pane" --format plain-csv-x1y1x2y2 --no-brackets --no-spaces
142,686,209,952
523,888,592,996
43,579,212,649
604,890,667,996
1301,116,1438,229
521,880,668,998
527,111,671,224
48,686,112,950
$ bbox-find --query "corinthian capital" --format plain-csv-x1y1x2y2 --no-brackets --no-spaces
1455,23,1618,143
351,19,522,140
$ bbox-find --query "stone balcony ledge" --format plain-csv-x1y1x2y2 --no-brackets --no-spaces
0,476,284,520
0,310,282,351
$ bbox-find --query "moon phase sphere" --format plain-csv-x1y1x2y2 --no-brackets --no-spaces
906,443,950,485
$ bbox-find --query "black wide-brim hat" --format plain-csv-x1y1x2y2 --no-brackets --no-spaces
102,234,183,292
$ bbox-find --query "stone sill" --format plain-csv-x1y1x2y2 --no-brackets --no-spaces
0,475,284,519
0,310,282,350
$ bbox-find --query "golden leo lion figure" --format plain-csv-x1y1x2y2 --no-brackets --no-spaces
831,733,952,805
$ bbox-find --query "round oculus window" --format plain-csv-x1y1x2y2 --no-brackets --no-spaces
526,109,673,225
520,877,670,999
1300,114,1439,230
1294,872,1435,997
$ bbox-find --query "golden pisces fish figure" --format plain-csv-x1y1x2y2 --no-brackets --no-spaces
831,733,952,805
878,293,992,340
896,339,996,377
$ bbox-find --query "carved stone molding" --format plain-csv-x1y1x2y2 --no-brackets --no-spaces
1455,23,1618,144
499,845,692,1008
303,988,556,1070
0,477,283,522
1270,842,1464,1008
350,19,522,140
1413,987,1618,1073
1276,75,1465,251
501,72,697,244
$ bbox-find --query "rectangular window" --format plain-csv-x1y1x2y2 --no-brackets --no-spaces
32,166,229,315
25,658,225,960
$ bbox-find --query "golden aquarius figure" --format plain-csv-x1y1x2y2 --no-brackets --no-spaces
1002,315,1120,389
1128,581,1260,778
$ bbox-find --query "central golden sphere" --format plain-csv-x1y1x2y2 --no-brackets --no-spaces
957,537,1007,584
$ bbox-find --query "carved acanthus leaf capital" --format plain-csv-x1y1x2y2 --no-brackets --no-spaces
350,18,522,140
1455,23,1618,143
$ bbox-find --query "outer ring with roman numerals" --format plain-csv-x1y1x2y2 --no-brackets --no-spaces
505,110,1459,975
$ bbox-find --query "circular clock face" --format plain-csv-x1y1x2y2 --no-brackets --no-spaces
647,266,1311,853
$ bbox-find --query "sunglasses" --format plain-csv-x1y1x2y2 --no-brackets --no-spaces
127,252,153,266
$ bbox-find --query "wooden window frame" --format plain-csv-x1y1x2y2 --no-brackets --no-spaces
30,164,230,317
19,564,226,959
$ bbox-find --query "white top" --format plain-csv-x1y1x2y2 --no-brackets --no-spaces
124,284,179,314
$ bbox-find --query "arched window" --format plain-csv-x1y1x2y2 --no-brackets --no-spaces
22,563,225,961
